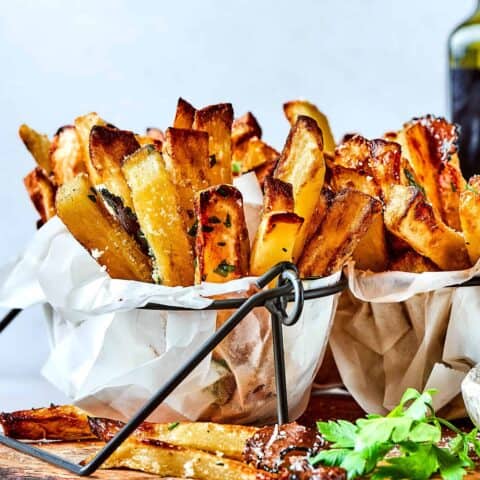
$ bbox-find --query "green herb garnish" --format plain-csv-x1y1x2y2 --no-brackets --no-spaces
87,194,97,203
232,161,242,174
202,225,214,233
466,183,480,195
404,168,426,196
451,182,457,192
209,154,217,167
310,388,480,480
168,421,179,431
217,186,230,197
208,216,222,224
224,213,232,228
214,260,236,277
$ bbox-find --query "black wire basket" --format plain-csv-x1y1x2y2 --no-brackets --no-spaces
0,261,478,476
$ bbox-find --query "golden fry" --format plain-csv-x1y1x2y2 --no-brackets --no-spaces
18,124,52,174
459,175,480,264
173,97,196,129
23,168,56,224
122,146,194,286
56,174,153,282
195,185,250,283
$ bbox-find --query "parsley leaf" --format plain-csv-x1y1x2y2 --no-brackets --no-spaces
214,260,235,277
404,168,426,196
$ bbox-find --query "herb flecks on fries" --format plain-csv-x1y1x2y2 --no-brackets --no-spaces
19,100,479,280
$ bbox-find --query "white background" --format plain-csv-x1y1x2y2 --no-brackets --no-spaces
0,0,474,409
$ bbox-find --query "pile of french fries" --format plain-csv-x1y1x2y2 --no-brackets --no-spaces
0,405,269,479
20,99,480,286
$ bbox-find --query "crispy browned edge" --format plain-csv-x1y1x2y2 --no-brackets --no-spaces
388,249,440,273
173,97,196,129
23,167,56,224
254,160,278,190
298,189,381,277
263,176,294,213
0,405,93,441
90,125,140,167
231,112,262,147
274,115,324,179
334,134,371,171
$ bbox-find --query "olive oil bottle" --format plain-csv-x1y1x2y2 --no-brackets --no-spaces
449,2,480,179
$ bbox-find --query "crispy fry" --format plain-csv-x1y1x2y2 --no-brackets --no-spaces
56,174,153,281
369,139,402,195
122,146,194,286
49,125,86,186
283,100,335,156
193,103,234,184
195,185,250,283
89,125,140,209
18,124,52,174
334,135,371,171
74,112,107,185
250,212,303,275
174,97,196,129
298,189,381,277
233,137,279,174
459,175,480,264
231,112,262,147
23,167,56,224
330,164,381,199
162,127,210,231
92,437,271,480
384,185,470,270
302,187,334,247
275,115,326,261
146,127,165,142
0,405,93,441
389,249,439,273
437,161,464,231
89,417,256,460
353,212,389,272
398,115,465,229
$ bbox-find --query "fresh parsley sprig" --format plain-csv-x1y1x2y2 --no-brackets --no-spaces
310,388,480,480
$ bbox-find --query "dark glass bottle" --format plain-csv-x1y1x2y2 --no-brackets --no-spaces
449,2,480,179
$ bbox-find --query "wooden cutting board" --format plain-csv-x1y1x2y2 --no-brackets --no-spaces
0,392,479,479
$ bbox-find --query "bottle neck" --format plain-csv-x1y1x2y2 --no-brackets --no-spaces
469,1,480,23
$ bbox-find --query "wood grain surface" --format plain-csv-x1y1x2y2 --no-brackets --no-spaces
0,392,479,479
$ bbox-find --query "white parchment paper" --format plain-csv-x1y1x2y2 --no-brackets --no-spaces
330,261,480,418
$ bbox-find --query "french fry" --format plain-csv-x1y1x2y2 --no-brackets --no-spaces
353,212,389,272
298,189,381,278
384,185,470,270
330,164,381,199
92,437,271,480
250,212,303,276
274,115,326,261
389,249,439,273
250,177,303,275
122,146,194,286
89,125,140,209
88,417,257,460
18,124,52,174
49,125,86,186
162,127,210,230
334,135,371,171
146,127,165,142
56,174,153,282
369,139,402,195
231,112,262,147
74,112,107,185
437,161,464,231
398,115,465,229
23,168,56,224
283,100,336,156
302,187,334,247
193,103,234,184
194,185,250,283
459,176,480,264
233,137,279,174
0,405,93,441
173,97,196,129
